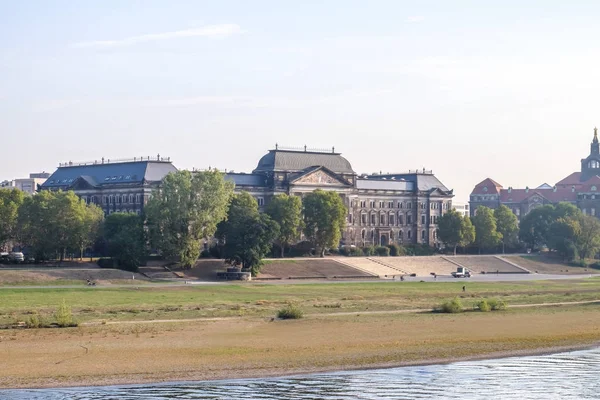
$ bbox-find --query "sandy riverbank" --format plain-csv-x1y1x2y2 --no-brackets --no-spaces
1,304,599,389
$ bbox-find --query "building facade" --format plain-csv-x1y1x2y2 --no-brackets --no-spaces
40,156,177,215
227,146,454,247
41,148,454,247
470,129,600,219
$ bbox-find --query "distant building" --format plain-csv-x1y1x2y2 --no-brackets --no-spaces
40,156,177,215
0,172,49,194
470,128,600,219
452,203,469,217
227,146,454,247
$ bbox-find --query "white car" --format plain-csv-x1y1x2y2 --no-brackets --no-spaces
9,252,24,263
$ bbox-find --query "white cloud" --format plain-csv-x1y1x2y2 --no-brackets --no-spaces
73,24,243,48
405,16,425,23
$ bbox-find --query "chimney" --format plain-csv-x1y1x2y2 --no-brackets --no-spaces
508,187,512,193
553,186,557,192
525,186,529,193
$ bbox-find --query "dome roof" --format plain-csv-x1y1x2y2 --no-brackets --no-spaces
253,149,354,174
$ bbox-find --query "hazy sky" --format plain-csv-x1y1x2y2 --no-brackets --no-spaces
2,1,600,202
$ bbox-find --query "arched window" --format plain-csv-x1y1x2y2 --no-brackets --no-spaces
122,194,127,204
592,186,597,192
108,195,113,204
380,214,385,225
421,230,426,240
361,229,366,239
129,194,134,203
389,213,395,226
398,230,403,243
589,160,600,169
370,213,376,225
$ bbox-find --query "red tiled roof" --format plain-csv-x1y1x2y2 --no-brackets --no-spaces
578,175,600,192
555,172,581,186
471,178,503,195
499,187,577,203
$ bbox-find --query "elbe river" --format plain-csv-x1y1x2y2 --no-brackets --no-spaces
2,347,599,399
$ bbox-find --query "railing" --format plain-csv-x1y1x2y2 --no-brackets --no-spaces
365,169,434,176
59,155,171,167
274,144,338,153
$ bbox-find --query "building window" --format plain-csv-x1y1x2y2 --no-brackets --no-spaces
389,214,395,225
593,208,596,216
361,229,366,240
369,200,375,208
122,195,127,204
398,230,403,243
371,214,376,225
407,215,412,225
129,194,134,203
257,197,265,206
109,195,113,204
421,230,426,240
398,214,404,225
388,201,394,208
136,194,141,204
361,213,367,225
380,214,385,225
379,201,385,208
348,214,353,224
408,230,412,239
360,200,366,208
583,208,587,215
398,202,403,209
421,215,426,225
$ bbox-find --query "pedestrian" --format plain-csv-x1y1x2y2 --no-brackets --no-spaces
462,285,466,292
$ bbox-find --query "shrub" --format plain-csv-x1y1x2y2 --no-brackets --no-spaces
340,247,364,257
277,304,304,319
199,249,211,258
439,298,463,313
488,299,507,311
55,299,77,327
362,246,375,256
387,244,405,256
375,246,390,256
404,244,436,256
97,258,115,268
26,312,45,328
477,300,491,312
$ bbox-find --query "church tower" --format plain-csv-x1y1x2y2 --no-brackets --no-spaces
581,127,600,181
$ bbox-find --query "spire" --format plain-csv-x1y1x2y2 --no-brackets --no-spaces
594,127,598,143
591,127,600,155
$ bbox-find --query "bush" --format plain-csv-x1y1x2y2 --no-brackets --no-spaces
209,245,222,259
199,249,211,258
340,247,364,257
97,257,115,268
277,304,304,319
404,244,436,256
387,244,405,256
477,300,491,312
55,299,77,327
26,312,45,328
375,246,390,256
288,241,314,257
439,298,463,313
362,246,375,256
487,299,507,311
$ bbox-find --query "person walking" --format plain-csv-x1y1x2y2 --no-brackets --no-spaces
462,285,466,292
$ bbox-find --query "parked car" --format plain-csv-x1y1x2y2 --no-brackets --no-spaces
0,252,9,263
8,252,24,263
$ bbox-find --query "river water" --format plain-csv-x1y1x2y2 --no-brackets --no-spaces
3,347,600,399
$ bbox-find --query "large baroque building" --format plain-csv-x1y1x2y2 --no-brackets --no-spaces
40,156,177,214
226,146,454,247
41,148,454,247
470,129,600,219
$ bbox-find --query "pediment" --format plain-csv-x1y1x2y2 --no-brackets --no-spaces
291,167,351,186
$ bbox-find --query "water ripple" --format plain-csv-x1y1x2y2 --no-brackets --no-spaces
3,347,600,399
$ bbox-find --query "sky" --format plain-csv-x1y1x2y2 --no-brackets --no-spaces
2,0,600,202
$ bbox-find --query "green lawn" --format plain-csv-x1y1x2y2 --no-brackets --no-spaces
1,279,599,327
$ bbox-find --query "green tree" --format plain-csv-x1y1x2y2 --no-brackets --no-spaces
518,205,555,250
265,194,303,257
438,209,464,255
217,192,279,275
494,205,519,254
460,216,476,251
103,213,147,271
146,170,234,268
302,190,347,257
575,214,600,260
472,206,502,253
0,189,25,250
17,191,102,261
547,217,580,261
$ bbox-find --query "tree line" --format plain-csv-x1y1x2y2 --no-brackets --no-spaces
438,202,600,262
0,170,348,275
